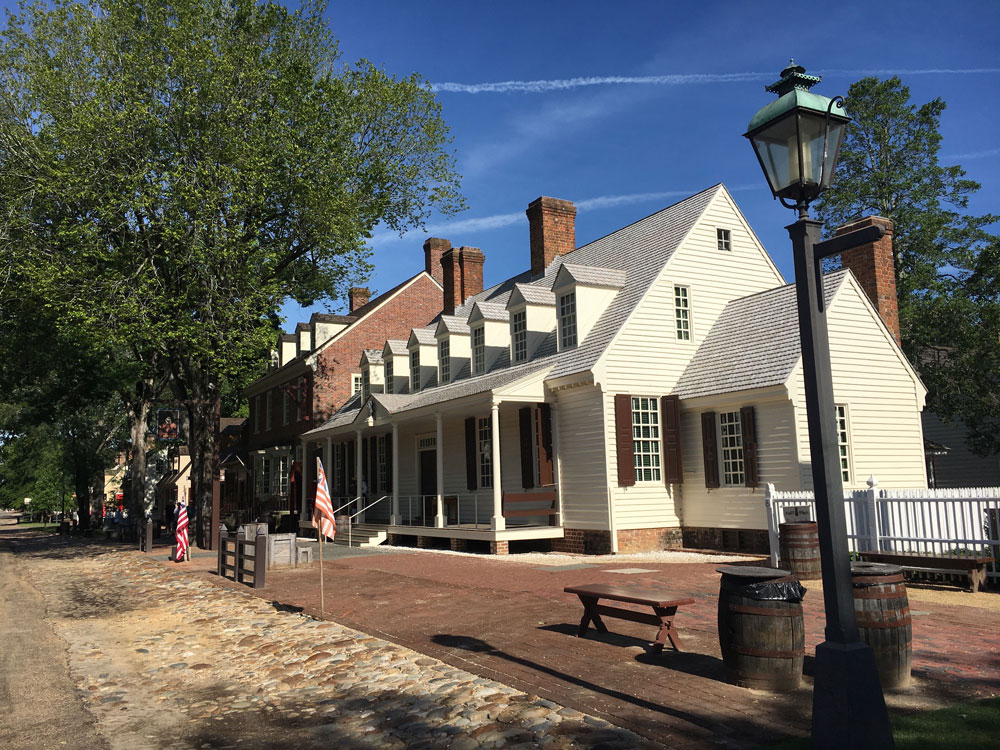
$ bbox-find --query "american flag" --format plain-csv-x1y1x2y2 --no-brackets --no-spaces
312,457,337,541
175,503,189,562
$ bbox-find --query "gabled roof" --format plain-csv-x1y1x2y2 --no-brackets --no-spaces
408,327,437,347
469,301,510,323
436,315,471,336
674,270,848,400
360,349,383,366
383,339,409,356
554,263,627,290
508,282,556,307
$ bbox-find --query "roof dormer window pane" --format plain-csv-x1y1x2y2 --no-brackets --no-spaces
439,338,450,384
410,350,420,393
511,310,527,363
361,368,370,402
472,326,485,375
385,358,394,394
559,292,577,349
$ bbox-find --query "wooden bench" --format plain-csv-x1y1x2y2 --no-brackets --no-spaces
502,490,557,526
564,583,695,653
859,551,994,593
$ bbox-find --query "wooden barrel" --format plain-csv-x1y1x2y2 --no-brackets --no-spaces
716,566,804,691
778,522,821,580
851,562,912,688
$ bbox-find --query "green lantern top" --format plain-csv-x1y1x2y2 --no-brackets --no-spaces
746,60,847,134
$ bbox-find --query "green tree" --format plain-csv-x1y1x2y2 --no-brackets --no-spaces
0,0,463,543
814,76,998,455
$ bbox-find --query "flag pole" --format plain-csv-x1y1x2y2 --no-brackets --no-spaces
319,531,325,616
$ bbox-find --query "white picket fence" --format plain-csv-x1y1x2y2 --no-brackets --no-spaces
764,479,1000,582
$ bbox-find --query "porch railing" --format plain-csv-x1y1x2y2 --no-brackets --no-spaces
396,494,492,529
346,495,390,547
765,480,1000,581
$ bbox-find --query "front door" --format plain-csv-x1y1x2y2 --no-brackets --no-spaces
419,449,436,525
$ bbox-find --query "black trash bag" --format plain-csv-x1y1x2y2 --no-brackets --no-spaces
739,580,807,603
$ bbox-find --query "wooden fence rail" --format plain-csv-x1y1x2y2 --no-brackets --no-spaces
217,529,266,589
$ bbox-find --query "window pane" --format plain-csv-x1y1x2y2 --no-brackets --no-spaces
631,396,661,483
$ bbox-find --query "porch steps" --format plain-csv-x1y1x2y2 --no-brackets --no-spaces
333,523,388,548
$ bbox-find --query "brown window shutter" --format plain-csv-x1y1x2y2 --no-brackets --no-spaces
741,406,759,488
701,412,720,488
385,434,393,492
661,395,683,484
614,394,635,487
518,407,535,489
537,403,554,486
465,417,478,491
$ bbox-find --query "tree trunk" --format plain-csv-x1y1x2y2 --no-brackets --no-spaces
127,381,152,520
185,392,220,549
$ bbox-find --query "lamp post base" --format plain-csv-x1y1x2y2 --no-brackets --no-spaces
811,640,894,749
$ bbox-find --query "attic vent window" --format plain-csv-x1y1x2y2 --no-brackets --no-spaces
511,310,527,363
717,228,732,251
558,292,577,349
472,326,485,375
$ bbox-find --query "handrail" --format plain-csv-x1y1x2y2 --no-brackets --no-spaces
347,495,389,548
333,496,361,516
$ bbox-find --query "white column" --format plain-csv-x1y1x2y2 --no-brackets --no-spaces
550,403,563,527
491,400,505,531
435,413,444,528
391,423,400,525
355,430,364,521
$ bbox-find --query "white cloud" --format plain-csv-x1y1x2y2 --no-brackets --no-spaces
941,147,1000,161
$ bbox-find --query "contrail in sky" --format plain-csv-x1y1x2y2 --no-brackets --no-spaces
432,68,1000,94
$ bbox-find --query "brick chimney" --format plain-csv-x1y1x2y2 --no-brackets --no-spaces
349,286,371,313
458,246,485,303
441,247,462,315
423,237,450,286
835,216,900,344
527,196,576,277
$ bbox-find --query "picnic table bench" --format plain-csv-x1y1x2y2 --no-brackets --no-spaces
564,583,695,653
858,550,994,593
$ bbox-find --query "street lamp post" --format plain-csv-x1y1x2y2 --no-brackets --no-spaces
745,61,894,749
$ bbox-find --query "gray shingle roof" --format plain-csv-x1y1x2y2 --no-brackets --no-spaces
556,264,627,289
471,301,510,322
673,270,848,400
409,327,437,346
383,339,408,356
437,315,471,335
361,349,384,365
510,283,556,306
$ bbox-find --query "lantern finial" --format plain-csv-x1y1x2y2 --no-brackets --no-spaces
766,60,823,97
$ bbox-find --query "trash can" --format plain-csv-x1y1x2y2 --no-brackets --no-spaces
778,522,822,580
851,561,912,688
717,566,806,691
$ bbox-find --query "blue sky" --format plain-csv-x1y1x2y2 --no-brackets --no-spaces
276,0,998,328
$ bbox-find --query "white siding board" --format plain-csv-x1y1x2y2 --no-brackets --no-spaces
555,385,610,529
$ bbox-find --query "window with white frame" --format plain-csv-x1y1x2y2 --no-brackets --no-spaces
478,416,492,488
439,337,450,383
472,326,485,375
265,391,273,431
378,435,388,491
361,367,370,402
632,397,662,482
559,292,577,348
674,286,691,341
836,405,852,483
720,411,745,486
717,228,732,251
511,310,527,363
260,456,272,497
277,455,289,495
384,358,394,394
410,350,420,392
351,373,362,396
282,390,291,426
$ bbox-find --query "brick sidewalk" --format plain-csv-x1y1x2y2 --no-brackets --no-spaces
169,548,1000,749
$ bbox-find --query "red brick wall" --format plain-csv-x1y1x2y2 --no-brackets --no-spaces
551,528,612,555
616,527,683,554
459,247,484,303
312,273,443,421
836,216,900,345
246,375,310,451
442,247,462,315
423,237,450,286
527,197,576,277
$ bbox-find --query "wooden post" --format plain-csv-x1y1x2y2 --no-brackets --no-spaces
253,533,266,590
765,483,780,568
217,528,226,576
145,519,153,553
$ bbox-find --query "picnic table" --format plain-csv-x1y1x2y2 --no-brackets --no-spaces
564,583,695,652
858,550,994,593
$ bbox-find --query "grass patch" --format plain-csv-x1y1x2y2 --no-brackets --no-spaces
765,697,1000,749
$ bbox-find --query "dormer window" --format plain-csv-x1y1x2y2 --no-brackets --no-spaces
385,358,394,394
410,349,420,392
352,374,362,395
558,292,577,349
717,228,732,252
472,326,485,374
439,337,450,383
511,310,527,363
361,367,370,402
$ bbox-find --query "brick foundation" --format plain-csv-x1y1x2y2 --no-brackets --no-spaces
615,527,684,554
682,526,769,554
490,541,509,555
450,538,468,552
550,529,613,555
416,536,431,549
